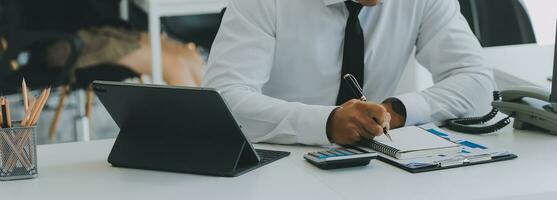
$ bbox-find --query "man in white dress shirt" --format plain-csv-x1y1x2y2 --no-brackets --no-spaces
203,0,495,145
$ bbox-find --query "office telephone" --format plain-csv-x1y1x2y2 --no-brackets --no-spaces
446,24,557,135
494,86,557,133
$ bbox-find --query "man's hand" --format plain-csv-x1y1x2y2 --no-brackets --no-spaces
326,99,391,145
381,100,406,129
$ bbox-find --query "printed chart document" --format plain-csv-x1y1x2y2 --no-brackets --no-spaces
359,124,516,172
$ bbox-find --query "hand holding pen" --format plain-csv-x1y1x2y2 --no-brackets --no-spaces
325,75,392,144
343,74,393,141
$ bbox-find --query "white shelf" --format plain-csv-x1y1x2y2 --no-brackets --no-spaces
133,0,228,16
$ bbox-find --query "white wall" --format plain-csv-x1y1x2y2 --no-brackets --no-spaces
522,0,557,45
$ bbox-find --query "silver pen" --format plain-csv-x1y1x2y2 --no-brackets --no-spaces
343,74,393,141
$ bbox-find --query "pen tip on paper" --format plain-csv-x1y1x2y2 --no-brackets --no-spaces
385,132,393,141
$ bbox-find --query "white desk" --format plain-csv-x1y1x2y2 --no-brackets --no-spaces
131,0,229,84
2,125,557,200
483,44,555,89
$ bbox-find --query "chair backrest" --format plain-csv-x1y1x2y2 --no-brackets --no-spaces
161,14,222,51
220,8,227,23
127,5,227,51
0,0,24,33
0,0,60,93
19,0,125,32
0,30,82,94
458,0,536,47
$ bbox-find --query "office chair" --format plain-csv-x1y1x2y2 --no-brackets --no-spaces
161,14,222,51
161,8,228,52
0,0,140,142
458,0,536,47
0,0,80,93
0,31,81,93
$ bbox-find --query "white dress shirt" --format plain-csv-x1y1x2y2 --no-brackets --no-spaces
203,0,496,145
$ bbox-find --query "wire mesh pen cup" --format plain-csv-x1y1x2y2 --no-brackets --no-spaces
0,124,38,181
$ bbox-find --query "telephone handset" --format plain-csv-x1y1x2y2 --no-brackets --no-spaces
446,87,557,135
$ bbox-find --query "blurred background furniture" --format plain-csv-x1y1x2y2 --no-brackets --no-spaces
0,0,80,93
125,0,228,84
458,0,537,47
0,0,141,143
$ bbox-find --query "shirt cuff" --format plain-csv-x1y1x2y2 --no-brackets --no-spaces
393,92,432,126
296,105,338,146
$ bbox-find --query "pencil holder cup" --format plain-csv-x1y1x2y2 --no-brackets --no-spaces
0,124,38,181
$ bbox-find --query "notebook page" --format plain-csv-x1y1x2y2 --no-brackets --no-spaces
373,126,459,152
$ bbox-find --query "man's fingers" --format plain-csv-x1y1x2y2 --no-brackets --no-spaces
375,112,391,132
331,100,394,144
352,114,379,138
384,112,391,131
356,102,389,124
342,127,363,144
353,128,368,142
371,111,389,128
370,124,384,136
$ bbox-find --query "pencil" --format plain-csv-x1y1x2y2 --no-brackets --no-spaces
4,98,11,128
21,95,38,127
3,128,32,171
22,78,29,112
0,99,3,128
0,97,11,128
29,88,50,126
29,96,36,108
0,119,4,170
22,90,43,126
24,88,48,127
0,97,4,171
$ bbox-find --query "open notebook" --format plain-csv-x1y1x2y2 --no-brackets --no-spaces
360,126,461,160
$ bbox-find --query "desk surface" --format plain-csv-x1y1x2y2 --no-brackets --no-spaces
2,125,557,200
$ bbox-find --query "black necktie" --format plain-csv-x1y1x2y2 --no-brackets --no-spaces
336,1,365,106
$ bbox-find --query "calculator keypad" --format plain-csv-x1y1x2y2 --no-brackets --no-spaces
304,147,378,169
307,148,370,159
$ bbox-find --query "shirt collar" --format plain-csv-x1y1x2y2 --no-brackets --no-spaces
323,0,349,6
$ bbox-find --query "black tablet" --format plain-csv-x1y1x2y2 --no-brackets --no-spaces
92,81,289,177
